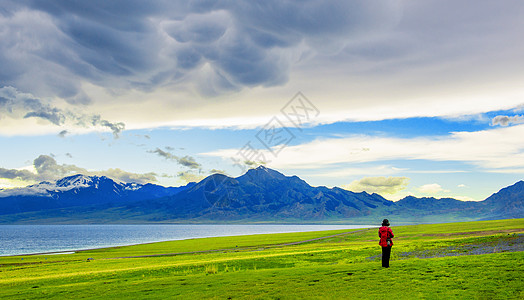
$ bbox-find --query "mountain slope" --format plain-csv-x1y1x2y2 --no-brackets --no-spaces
0,174,192,215
121,166,396,221
121,166,523,223
0,168,522,224
480,181,524,219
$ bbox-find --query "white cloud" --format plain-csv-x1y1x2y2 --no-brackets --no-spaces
0,178,29,189
417,183,449,194
457,184,467,188
486,168,524,174
454,196,478,202
311,165,407,178
408,170,468,174
204,124,524,173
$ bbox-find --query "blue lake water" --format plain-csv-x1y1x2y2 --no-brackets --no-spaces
0,224,373,256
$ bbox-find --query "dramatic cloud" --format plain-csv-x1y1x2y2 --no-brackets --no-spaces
1,1,523,131
343,176,410,195
149,148,201,169
491,115,524,127
0,86,125,137
417,183,449,194
0,155,157,185
0,0,399,97
0,87,67,125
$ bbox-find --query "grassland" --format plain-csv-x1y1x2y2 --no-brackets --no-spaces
0,219,523,299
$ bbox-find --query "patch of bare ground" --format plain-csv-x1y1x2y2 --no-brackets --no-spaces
419,228,523,237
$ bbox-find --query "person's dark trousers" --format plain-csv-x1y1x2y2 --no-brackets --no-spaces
382,246,391,268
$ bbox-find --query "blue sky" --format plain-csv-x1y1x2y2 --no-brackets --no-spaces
1,0,523,201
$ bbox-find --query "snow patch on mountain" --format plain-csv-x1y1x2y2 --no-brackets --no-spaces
0,174,121,197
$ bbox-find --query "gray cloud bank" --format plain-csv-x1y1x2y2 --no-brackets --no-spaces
0,0,399,98
1,0,523,128
0,155,156,184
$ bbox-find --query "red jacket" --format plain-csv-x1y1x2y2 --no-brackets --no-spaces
378,226,394,247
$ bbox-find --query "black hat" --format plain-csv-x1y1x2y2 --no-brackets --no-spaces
382,219,390,226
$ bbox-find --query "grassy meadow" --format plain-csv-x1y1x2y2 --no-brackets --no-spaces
0,219,523,299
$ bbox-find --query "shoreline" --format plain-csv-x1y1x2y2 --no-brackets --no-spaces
0,224,374,257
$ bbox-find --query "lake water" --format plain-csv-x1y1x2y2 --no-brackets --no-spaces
0,224,373,256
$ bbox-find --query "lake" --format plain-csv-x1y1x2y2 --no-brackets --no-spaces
0,224,373,256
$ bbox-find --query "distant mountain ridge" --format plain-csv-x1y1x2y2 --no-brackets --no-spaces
128,167,394,221
0,174,193,216
0,167,522,224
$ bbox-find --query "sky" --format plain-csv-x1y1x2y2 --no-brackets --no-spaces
1,0,523,201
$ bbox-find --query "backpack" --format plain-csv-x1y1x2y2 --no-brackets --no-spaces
381,227,392,246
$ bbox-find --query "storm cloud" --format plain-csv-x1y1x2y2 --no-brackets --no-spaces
0,0,399,98
1,0,523,132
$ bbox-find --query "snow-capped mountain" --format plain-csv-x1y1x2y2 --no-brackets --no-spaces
0,174,193,215
55,174,95,188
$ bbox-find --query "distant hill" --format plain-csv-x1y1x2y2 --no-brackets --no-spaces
0,167,522,224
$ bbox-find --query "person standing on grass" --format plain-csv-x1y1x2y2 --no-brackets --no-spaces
379,219,394,268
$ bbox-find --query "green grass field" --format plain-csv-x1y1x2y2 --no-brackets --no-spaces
1,219,523,299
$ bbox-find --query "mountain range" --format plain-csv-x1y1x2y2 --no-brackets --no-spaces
0,166,522,224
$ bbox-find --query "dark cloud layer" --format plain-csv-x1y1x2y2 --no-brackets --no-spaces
1,0,522,132
0,0,399,99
